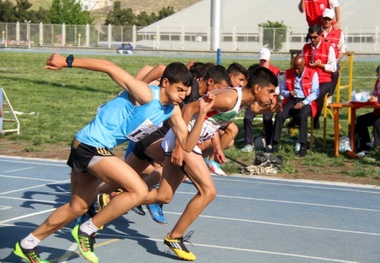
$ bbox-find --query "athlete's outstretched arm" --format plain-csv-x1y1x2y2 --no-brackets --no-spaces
45,53,153,105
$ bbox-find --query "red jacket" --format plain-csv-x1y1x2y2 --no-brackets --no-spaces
304,0,330,26
324,29,343,58
283,67,318,117
303,39,333,83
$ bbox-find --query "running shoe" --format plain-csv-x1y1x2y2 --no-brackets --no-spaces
13,242,50,263
146,203,167,224
240,144,254,153
71,225,98,263
97,193,109,213
96,193,109,230
131,205,146,216
205,158,226,176
75,215,86,225
163,231,196,261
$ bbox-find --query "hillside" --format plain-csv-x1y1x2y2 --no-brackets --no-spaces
12,0,201,25
16,0,201,14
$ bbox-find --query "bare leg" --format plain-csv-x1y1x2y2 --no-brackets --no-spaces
31,171,100,240
169,152,216,238
144,157,185,204
87,156,148,228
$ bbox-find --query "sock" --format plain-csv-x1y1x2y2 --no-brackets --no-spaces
80,218,99,236
20,233,41,249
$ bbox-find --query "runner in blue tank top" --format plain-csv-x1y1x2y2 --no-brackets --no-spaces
13,53,215,263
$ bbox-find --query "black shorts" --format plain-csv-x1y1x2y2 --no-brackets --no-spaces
133,125,169,162
67,139,114,173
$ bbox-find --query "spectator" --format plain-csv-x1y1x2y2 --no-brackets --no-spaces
241,48,281,152
321,8,346,97
270,54,319,157
302,25,336,129
355,65,380,152
299,0,341,29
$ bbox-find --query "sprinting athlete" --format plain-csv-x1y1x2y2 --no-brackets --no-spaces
13,53,215,263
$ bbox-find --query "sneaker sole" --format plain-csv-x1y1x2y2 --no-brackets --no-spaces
13,242,50,263
163,243,196,261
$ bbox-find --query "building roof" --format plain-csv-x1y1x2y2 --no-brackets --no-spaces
140,0,379,34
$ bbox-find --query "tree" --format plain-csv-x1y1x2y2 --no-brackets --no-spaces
157,6,174,20
136,11,155,26
31,7,51,23
258,20,287,50
0,0,17,22
105,3,175,26
105,1,135,26
50,0,89,24
13,0,32,22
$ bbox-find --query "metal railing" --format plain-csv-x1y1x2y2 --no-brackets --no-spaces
0,22,379,53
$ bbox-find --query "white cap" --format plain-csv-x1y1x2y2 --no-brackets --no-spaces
322,8,334,19
259,48,271,61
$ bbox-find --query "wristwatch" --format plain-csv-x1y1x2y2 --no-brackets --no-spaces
66,55,74,68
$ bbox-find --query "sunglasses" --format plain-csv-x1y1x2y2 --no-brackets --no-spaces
323,17,332,21
310,35,320,40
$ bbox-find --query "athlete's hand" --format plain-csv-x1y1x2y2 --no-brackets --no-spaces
213,148,226,164
198,92,215,115
171,143,184,166
45,53,66,70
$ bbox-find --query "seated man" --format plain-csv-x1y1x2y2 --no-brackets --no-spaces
270,54,319,157
355,65,380,152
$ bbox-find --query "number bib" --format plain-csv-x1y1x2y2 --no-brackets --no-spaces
127,119,162,142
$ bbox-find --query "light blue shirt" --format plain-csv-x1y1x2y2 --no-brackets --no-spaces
280,71,319,105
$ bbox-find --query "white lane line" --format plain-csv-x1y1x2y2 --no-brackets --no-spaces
0,208,55,224
0,205,12,210
213,176,380,193
74,234,358,263
184,213,380,237
2,207,378,237
0,158,66,167
0,179,70,195
177,191,380,213
0,174,62,182
2,167,34,173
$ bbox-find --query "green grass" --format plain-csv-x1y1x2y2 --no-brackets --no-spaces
0,51,379,183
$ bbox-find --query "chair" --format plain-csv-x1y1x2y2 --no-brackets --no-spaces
286,114,319,150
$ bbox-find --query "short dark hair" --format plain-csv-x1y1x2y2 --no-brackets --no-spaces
308,24,323,35
204,65,232,86
227,62,247,78
160,62,192,87
246,67,278,89
246,63,262,82
190,62,215,79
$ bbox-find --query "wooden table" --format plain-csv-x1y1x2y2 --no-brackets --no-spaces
329,101,380,156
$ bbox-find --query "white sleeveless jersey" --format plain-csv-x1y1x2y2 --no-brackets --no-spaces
161,87,243,154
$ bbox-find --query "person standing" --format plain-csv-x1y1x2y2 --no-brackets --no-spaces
271,54,319,156
299,0,341,29
321,8,346,96
241,48,281,152
302,25,337,129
